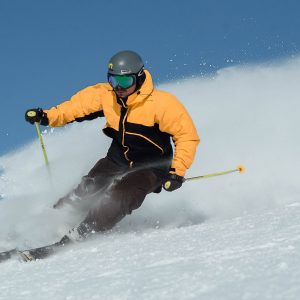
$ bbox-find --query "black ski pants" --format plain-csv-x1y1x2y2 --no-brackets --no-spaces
54,157,165,233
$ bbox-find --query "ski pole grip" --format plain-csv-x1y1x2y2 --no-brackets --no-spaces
27,111,37,117
164,181,171,190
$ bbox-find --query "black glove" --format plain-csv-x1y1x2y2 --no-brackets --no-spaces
25,108,49,125
163,173,184,192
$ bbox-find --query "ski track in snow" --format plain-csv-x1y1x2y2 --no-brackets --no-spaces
0,57,300,299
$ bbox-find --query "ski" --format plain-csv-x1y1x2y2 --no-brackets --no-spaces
18,235,72,262
0,248,17,263
18,245,57,262
0,235,72,263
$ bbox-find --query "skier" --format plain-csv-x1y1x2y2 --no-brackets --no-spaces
23,50,200,257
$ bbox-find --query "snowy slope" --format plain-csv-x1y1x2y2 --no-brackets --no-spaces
1,57,300,299
1,204,300,300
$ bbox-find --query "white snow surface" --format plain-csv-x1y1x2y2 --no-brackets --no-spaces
1,57,300,299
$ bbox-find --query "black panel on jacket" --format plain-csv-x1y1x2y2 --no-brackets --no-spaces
74,111,104,123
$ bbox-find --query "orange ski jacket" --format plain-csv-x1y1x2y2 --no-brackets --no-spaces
44,70,199,176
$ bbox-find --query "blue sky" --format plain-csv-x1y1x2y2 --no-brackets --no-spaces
0,0,299,155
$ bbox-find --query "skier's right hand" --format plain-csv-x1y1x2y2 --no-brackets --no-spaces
25,108,49,125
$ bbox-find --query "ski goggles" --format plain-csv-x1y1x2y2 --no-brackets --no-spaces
108,74,136,89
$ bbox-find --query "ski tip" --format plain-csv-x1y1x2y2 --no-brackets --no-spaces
237,165,246,173
0,248,17,263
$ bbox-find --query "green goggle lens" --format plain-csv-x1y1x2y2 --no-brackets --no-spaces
108,75,135,89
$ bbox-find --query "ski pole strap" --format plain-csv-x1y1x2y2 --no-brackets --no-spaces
35,122,49,165
184,165,245,182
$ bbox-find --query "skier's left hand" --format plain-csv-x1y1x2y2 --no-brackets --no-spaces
163,173,184,192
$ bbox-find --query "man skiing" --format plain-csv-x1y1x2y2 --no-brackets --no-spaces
22,50,199,259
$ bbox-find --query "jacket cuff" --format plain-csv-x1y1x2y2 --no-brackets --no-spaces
169,167,185,177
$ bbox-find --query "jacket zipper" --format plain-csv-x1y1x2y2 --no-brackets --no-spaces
119,98,133,167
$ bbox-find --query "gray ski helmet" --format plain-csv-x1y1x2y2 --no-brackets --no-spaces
107,50,144,75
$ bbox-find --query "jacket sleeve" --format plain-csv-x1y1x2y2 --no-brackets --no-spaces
44,85,104,127
156,93,200,177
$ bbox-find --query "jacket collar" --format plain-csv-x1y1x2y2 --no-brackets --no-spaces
117,70,154,107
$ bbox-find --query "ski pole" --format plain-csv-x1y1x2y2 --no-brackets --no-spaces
184,165,245,182
27,111,49,165
35,122,49,165
164,165,245,190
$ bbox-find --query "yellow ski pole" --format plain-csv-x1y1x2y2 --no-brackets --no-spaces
26,111,49,165
35,122,49,165
164,165,245,190
26,110,56,195
184,165,245,182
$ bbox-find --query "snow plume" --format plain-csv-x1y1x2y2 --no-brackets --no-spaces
1,57,300,249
